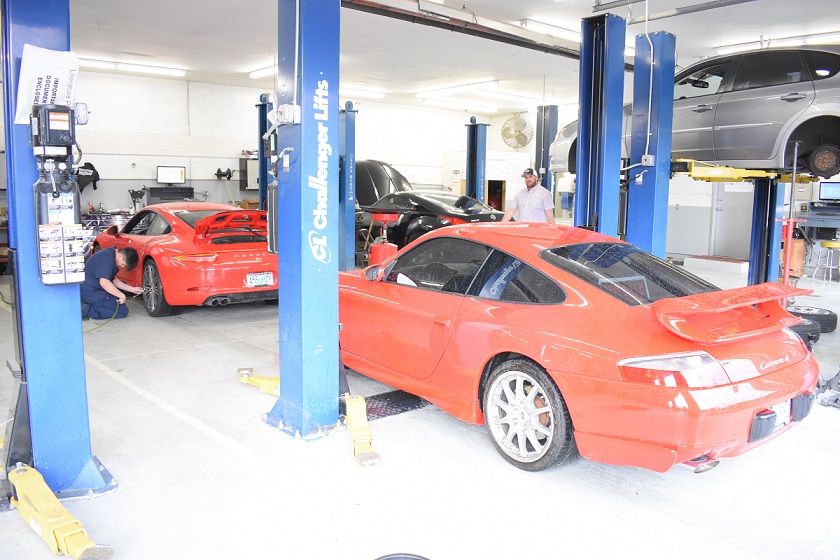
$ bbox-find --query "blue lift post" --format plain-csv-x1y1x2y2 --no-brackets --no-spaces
267,0,341,436
535,105,559,196
626,32,676,258
574,14,626,236
339,102,358,272
257,93,273,210
1,0,114,495
748,178,785,285
465,116,488,203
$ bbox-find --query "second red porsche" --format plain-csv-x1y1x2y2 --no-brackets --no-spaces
93,202,277,317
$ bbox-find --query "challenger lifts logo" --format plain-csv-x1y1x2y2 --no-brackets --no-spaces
308,79,332,263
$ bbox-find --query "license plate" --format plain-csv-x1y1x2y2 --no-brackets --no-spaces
770,400,791,430
245,272,274,287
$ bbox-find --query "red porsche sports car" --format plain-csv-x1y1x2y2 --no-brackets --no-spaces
92,202,277,317
338,223,820,472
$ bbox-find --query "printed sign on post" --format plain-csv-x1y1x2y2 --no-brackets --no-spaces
14,44,79,125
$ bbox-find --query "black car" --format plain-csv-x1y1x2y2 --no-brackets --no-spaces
355,159,413,206
364,191,506,248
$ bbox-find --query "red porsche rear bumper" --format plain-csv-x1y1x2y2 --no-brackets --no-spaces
554,353,820,472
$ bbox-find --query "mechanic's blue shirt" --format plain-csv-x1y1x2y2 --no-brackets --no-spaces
81,247,118,302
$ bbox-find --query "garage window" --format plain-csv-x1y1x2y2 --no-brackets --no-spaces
731,51,808,91
384,237,492,294
805,50,840,80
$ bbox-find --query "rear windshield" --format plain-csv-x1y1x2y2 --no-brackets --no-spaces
541,242,718,306
172,210,226,228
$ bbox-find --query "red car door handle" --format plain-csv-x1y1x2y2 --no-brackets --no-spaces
432,317,451,327
780,93,806,102
691,104,713,113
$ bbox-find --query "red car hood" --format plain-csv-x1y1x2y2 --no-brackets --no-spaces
651,282,811,344
193,210,267,240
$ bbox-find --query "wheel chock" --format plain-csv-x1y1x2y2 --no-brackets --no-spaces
237,368,280,396
8,464,113,560
343,394,380,466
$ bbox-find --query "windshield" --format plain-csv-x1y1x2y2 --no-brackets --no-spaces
541,242,719,306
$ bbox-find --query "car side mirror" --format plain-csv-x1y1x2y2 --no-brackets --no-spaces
364,264,384,282
105,225,120,235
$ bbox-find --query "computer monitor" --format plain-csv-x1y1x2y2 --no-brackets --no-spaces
156,165,186,185
819,181,840,202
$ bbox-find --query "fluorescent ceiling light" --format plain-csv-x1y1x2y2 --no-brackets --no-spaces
114,63,186,77
715,42,762,55
519,19,580,43
805,33,840,45
415,79,498,97
79,59,116,70
249,66,276,79
340,88,386,99
771,37,805,48
421,98,497,113
474,90,546,105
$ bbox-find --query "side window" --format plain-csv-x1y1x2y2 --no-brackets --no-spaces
673,61,730,100
355,164,378,206
384,237,492,294
122,212,154,235
731,51,808,91
145,214,172,236
805,50,840,80
471,250,566,304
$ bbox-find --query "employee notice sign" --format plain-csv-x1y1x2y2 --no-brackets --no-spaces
14,44,79,125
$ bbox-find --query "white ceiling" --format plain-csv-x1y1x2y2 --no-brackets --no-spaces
69,0,840,113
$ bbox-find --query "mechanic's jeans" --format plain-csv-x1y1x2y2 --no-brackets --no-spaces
81,292,129,320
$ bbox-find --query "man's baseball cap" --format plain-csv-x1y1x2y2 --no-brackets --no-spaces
522,168,538,177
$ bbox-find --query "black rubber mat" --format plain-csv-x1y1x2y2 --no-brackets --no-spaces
365,390,430,420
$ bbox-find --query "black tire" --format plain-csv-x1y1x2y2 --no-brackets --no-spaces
789,318,821,351
787,306,837,333
807,144,840,179
483,359,577,471
142,260,173,317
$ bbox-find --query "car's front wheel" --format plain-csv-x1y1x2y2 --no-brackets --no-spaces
142,260,173,317
483,359,577,471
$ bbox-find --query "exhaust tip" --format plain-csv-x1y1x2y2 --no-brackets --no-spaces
693,460,720,474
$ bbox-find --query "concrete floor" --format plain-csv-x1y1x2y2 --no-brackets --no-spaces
1,265,839,560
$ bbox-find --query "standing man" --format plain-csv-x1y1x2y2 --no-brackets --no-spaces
81,247,143,320
501,168,555,224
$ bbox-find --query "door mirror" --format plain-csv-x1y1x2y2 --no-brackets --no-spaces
105,225,120,235
363,264,384,282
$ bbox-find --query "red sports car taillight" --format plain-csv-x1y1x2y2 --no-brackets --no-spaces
172,253,219,263
444,216,466,225
617,351,731,388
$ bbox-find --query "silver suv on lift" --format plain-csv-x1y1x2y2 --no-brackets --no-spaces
549,46,840,178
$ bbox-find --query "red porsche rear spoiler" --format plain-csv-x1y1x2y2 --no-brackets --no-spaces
194,210,267,239
650,282,812,344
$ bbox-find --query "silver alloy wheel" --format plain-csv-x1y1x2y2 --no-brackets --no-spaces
142,260,171,317
486,369,554,464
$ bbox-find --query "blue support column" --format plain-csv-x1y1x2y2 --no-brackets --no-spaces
748,178,784,285
574,14,626,236
257,93,273,210
339,101,357,272
626,32,676,257
465,116,488,202
267,0,340,436
535,105,559,197
1,0,113,494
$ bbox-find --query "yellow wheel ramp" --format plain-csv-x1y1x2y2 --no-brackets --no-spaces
343,394,380,466
8,464,113,560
